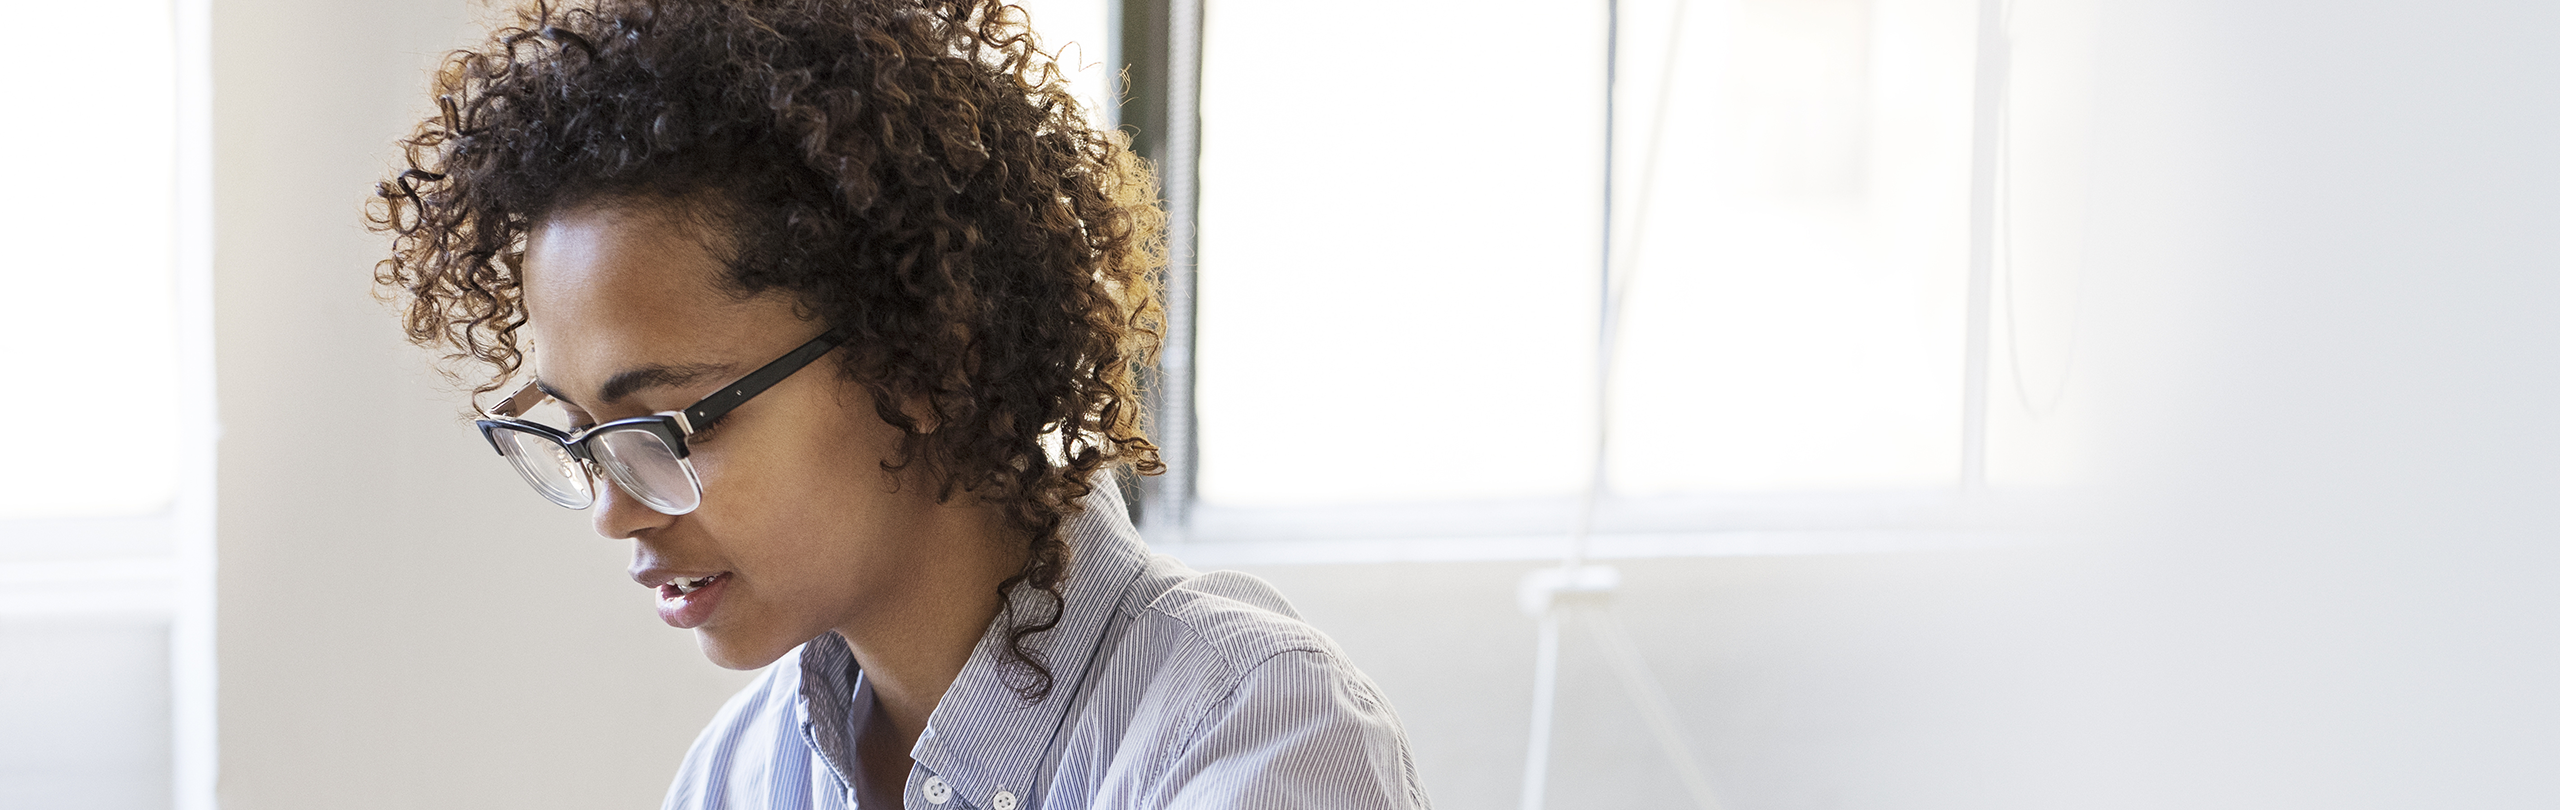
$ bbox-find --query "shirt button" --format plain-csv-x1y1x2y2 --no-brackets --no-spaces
991,790,1019,810
922,775,952,805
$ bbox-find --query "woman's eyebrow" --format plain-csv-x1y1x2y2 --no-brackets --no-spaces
534,362,735,409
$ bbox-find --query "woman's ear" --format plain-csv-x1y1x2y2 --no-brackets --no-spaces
901,391,941,434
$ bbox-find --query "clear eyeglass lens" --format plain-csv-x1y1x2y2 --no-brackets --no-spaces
592,427,702,515
492,428,593,509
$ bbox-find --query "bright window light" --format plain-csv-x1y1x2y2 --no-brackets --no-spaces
0,0,181,520
1195,0,1976,510
1605,0,1975,495
1196,0,1607,507
1009,0,1115,127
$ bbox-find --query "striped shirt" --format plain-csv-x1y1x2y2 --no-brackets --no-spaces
661,479,1433,810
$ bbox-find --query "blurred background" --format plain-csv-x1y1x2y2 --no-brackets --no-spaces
2,0,2556,808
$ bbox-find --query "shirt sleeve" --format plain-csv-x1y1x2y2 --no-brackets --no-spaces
1148,649,1433,810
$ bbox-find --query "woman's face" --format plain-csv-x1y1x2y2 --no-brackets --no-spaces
520,202,948,670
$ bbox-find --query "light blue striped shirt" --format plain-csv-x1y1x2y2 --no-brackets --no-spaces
661,480,1432,810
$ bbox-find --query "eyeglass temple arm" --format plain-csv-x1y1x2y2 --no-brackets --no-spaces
487,381,549,419
677,328,850,432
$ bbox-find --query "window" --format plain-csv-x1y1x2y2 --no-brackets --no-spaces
1163,0,1988,560
0,0,183,525
1195,0,1605,510
0,1,210,807
1009,0,1116,129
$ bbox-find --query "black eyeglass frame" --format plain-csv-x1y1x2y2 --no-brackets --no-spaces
474,327,850,512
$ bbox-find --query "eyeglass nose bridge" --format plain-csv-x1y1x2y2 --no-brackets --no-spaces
556,450,639,514
581,427,706,516
543,439,661,514
575,455,651,514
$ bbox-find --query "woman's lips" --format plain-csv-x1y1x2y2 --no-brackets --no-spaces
656,572,731,629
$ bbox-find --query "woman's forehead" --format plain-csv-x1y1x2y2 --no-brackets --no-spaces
521,204,807,407
524,203,728,299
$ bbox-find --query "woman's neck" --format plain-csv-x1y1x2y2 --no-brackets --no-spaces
834,500,1027,753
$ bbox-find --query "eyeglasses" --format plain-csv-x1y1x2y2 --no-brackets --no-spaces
475,328,847,516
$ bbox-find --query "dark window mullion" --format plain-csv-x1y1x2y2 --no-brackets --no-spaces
1113,0,1202,539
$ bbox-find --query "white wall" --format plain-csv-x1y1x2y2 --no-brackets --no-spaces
2057,0,2560,805
210,2,754,807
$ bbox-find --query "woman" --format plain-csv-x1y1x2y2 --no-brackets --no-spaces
370,1,1429,808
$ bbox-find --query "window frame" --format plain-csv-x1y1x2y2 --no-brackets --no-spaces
0,2,220,808
1110,0,2020,564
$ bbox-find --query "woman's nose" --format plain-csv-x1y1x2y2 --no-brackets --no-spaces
591,468,678,539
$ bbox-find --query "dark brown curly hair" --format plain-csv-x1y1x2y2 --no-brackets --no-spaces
369,0,1165,702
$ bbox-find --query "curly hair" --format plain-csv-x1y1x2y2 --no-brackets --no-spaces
369,0,1165,702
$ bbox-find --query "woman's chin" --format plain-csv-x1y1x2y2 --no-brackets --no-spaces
694,629,802,671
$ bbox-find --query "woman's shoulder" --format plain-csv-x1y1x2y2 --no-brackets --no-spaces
1068,558,1432,808
1127,563,1341,669
1095,557,1400,726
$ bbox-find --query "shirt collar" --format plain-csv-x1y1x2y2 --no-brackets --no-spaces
794,635,867,794
799,475,1152,809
